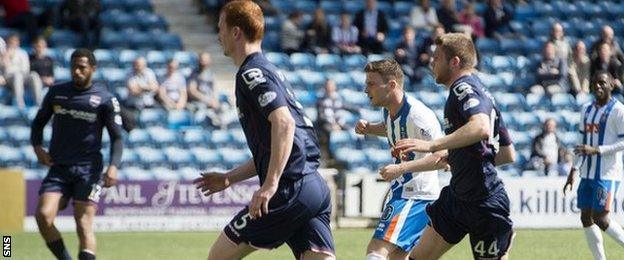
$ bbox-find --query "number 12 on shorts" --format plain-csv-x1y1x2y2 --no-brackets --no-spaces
473,240,499,257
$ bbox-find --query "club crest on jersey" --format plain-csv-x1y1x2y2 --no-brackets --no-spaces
258,91,277,107
242,68,266,90
89,95,101,107
453,83,473,100
463,98,480,111
381,205,394,221
420,128,431,139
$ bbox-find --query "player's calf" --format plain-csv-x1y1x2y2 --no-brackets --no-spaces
366,239,407,260
300,250,336,260
207,232,255,260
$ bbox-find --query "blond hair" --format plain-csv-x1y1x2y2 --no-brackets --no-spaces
434,33,477,70
364,59,404,87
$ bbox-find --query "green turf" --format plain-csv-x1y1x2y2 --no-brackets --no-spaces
6,229,624,259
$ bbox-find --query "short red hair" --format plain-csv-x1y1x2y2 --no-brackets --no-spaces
221,0,264,42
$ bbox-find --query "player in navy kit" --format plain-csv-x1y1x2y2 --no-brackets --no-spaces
193,1,335,259
394,33,514,259
30,49,123,260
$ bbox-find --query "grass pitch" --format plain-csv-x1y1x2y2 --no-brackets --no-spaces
6,229,624,259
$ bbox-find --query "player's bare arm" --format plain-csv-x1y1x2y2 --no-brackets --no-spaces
495,144,516,166
355,119,386,137
194,160,257,196
379,150,448,181
248,106,295,220
395,113,491,153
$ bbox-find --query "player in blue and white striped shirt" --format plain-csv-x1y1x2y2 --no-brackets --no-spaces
564,70,624,260
355,59,446,260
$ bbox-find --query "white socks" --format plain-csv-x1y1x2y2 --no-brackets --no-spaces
366,253,386,260
605,221,624,247
584,225,606,260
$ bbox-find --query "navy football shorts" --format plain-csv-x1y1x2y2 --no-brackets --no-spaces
224,173,335,258
427,186,514,260
39,161,104,204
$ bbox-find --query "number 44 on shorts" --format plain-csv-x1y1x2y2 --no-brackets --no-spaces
473,240,499,258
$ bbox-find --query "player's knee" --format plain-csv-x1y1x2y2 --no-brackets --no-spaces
581,214,594,227
592,215,610,230
365,252,387,260
35,208,55,226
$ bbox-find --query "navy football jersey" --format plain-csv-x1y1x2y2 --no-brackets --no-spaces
235,52,320,184
31,82,123,166
443,74,508,201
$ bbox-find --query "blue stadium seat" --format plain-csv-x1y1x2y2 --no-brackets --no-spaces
164,147,194,168
533,2,554,18
393,1,412,17
209,129,232,148
123,166,153,180
293,89,316,107
493,92,526,112
558,110,579,131
0,145,24,167
172,51,197,68
20,145,38,168
576,92,593,107
265,52,292,71
298,70,326,91
125,0,153,12
101,68,127,87
330,130,353,152
182,128,207,147
359,109,383,124
526,93,552,111
499,39,524,55
326,72,354,90
152,167,180,180
316,54,342,71
320,1,343,15
290,53,316,70
134,146,166,167
220,148,250,168
348,71,366,91
508,130,532,150
167,110,192,129
284,71,304,90
100,0,125,11
343,54,367,71
511,112,541,131
127,129,151,147
139,108,165,127
49,30,81,48
264,16,282,33
340,89,369,107
120,148,139,167
343,0,364,13
550,93,576,110
387,19,403,39
100,31,128,49
113,12,138,31
294,1,317,13
190,147,223,168
262,31,281,52
0,105,23,125
522,39,543,56
364,148,393,170
147,127,178,147
490,55,514,73
335,148,367,169
94,49,117,68
417,91,446,110
476,38,499,55
367,54,387,62
230,129,248,149
579,2,603,20
7,126,30,145
560,131,578,147
605,2,624,20
146,50,167,69
155,33,183,50
178,167,202,181
531,21,552,38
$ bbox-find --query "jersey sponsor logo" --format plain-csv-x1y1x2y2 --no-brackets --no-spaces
242,68,267,90
89,95,101,107
54,95,68,99
53,105,98,122
420,128,431,139
381,205,394,221
453,82,474,100
258,91,277,107
463,98,481,111
585,123,600,133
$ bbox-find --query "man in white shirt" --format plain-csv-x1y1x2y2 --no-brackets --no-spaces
3,34,41,108
158,59,187,111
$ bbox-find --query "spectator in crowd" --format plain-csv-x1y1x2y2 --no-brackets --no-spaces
437,0,459,33
484,0,513,39
60,0,100,49
158,59,187,111
317,79,348,161
569,41,591,95
529,118,561,176
590,25,624,63
395,27,419,81
459,2,485,38
591,42,624,92
332,13,361,55
305,8,332,54
533,42,567,95
417,25,445,68
410,0,439,31
354,0,388,54
549,22,572,63
557,148,573,176
0,0,37,41
127,57,159,109
2,34,40,109
187,52,226,127
29,37,54,93
280,11,305,55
